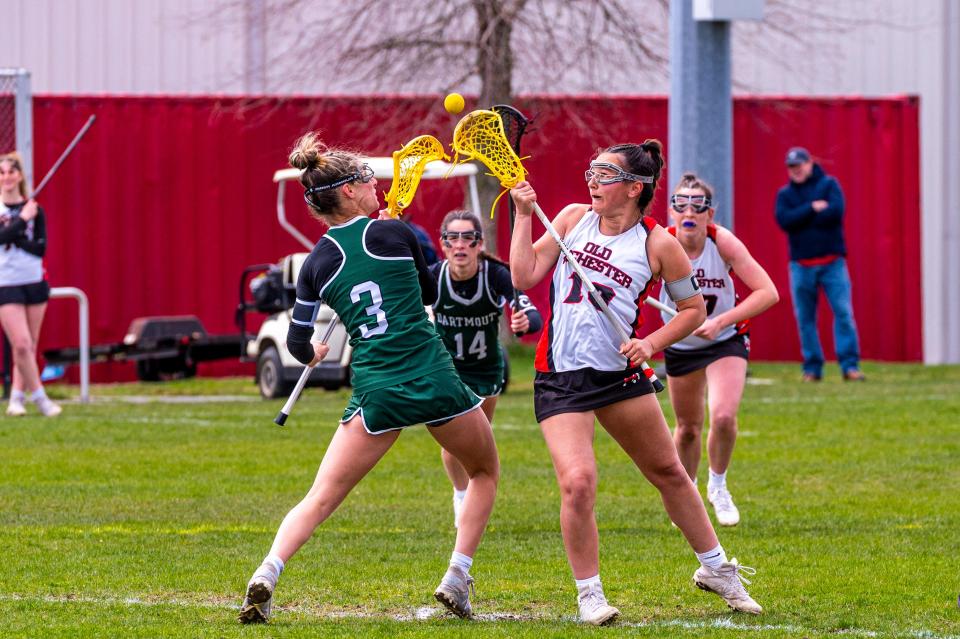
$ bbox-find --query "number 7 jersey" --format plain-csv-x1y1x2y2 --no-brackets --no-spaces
657,224,739,351
535,210,657,373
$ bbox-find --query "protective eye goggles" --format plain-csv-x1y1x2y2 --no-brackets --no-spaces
584,161,654,185
670,194,712,213
303,163,375,202
440,230,482,247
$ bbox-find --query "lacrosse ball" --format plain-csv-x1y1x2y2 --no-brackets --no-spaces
444,93,465,115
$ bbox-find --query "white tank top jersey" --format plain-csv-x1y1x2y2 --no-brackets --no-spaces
659,224,739,351
535,210,658,373
0,203,43,286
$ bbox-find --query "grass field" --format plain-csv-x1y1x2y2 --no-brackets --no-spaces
3,347,959,638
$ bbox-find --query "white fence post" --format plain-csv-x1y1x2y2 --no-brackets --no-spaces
49,286,89,403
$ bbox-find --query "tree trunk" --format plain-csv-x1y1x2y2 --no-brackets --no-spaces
470,0,518,258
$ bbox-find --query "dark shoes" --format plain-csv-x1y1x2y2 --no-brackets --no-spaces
843,369,866,382
801,369,866,382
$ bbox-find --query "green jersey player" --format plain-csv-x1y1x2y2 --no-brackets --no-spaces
430,210,542,527
239,134,499,624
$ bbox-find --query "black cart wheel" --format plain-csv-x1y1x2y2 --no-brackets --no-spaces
257,346,292,399
136,359,161,382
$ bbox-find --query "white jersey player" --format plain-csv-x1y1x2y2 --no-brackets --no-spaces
510,142,763,625
661,173,779,528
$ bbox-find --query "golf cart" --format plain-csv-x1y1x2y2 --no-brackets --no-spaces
240,157,482,399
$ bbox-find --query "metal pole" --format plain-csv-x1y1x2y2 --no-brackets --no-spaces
670,2,733,229
14,69,32,188
939,0,960,363
49,287,90,403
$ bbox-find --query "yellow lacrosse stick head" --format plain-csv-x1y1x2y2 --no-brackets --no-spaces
384,135,450,217
451,110,527,188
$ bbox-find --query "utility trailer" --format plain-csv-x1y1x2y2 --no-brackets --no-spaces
43,315,245,381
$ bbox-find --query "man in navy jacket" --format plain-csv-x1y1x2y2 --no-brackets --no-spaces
775,147,865,382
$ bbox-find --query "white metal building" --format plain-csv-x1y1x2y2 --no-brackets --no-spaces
2,0,956,362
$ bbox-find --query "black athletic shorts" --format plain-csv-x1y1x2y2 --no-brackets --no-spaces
0,280,50,306
534,366,655,423
663,333,749,377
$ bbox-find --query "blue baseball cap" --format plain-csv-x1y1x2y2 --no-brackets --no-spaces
785,147,811,166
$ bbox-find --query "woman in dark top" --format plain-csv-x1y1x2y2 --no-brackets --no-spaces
0,153,60,417
239,134,499,624
429,209,542,527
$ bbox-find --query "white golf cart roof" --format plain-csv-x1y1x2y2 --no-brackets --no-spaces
273,156,482,250
272,156,479,183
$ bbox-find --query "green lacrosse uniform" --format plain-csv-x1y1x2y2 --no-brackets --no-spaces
289,216,480,434
432,259,507,397
322,219,448,391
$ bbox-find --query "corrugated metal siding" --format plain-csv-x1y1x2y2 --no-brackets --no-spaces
732,97,923,364
2,0,247,95
31,94,920,382
0,0,944,98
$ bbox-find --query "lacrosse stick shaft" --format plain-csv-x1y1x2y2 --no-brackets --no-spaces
491,104,529,315
644,296,678,317
275,317,339,426
531,202,664,392
507,195,526,337
30,115,96,199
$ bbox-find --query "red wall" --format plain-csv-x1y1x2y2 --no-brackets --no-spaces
30,95,920,382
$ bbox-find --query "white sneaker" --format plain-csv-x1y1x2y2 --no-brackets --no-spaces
707,485,740,526
6,398,26,417
452,492,465,528
434,565,474,618
237,570,277,624
577,582,620,625
33,396,62,418
693,558,762,614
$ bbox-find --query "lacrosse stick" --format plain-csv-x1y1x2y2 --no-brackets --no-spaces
277,136,448,425
491,104,531,336
274,318,339,426
644,296,678,317
451,110,664,392
30,115,96,199
384,135,450,217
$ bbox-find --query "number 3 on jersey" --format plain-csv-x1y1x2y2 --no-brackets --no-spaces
351,281,388,337
452,331,487,360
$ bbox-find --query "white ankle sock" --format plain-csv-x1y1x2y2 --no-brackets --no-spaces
708,468,726,491
695,544,728,569
574,574,601,594
264,554,284,576
254,555,283,585
453,488,467,501
11,390,25,402
30,388,47,402
450,551,472,573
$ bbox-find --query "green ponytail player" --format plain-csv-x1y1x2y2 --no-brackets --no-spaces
429,210,542,527
239,135,500,624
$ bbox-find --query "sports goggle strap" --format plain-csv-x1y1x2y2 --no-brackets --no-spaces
384,135,450,218
304,172,360,198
